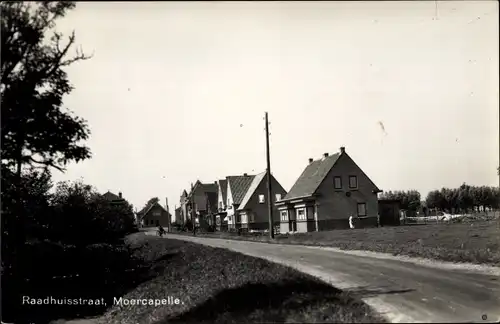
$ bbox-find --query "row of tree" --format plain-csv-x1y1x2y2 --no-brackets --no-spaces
379,184,500,214
425,184,499,213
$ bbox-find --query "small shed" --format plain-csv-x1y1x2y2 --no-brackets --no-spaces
378,199,401,226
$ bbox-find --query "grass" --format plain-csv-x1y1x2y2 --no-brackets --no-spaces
175,219,500,266
96,233,385,324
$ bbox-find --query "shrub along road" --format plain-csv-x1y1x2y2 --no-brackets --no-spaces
161,232,500,323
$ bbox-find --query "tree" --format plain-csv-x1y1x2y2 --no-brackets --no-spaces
1,1,92,173
457,183,473,213
380,190,421,212
50,179,137,245
425,190,444,210
145,197,160,207
1,1,92,247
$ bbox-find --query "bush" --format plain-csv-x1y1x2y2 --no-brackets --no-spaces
1,172,143,323
2,239,144,323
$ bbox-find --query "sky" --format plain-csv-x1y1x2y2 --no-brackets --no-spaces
52,1,499,212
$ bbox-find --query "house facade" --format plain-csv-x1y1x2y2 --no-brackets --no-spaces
214,179,228,231
180,190,189,224
174,206,182,224
276,147,381,233
237,171,287,231
140,201,171,228
225,174,255,229
185,180,218,228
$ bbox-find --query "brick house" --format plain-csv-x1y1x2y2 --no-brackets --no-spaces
225,174,255,230
102,191,126,203
214,179,228,231
276,147,381,233
237,171,287,231
138,200,171,228
174,206,182,224
179,189,189,224
185,180,218,228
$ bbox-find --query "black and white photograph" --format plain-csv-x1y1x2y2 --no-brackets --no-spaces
1,1,499,323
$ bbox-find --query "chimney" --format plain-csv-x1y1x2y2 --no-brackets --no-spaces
191,182,194,190
214,181,217,185
340,146,345,154
118,192,122,199
308,158,313,164
165,197,169,212
243,173,248,176
323,153,329,158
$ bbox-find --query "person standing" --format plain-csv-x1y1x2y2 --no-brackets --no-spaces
349,214,355,229
377,213,381,227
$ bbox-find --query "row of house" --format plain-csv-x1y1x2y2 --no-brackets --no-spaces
176,172,287,231
177,147,401,233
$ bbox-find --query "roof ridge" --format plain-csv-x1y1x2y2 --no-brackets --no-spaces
284,152,341,201
238,172,267,210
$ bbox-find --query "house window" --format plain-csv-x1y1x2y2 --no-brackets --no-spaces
248,214,255,223
153,210,161,216
349,175,358,189
241,215,247,223
236,215,241,223
280,211,288,222
334,176,342,189
155,220,159,226
357,203,367,217
258,195,265,203
297,208,306,221
307,207,314,219
275,194,281,201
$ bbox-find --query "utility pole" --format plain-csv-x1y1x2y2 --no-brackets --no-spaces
265,112,274,239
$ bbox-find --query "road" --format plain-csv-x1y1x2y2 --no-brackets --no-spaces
158,233,500,323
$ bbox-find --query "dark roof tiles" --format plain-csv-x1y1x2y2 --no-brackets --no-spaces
227,175,255,205
284,153,341,200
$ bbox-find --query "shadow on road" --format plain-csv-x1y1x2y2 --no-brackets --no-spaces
345,286,415,299
162,280,380,323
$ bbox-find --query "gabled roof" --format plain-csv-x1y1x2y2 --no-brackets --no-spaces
238,172,267,210
139,202,170,219
187,180,202,198
227,175,255,205
201,183,218,193
283,153,341,201
102,191,122,201
187,180,217,198
218,179,227,203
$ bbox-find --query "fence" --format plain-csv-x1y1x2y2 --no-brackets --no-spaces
400,210,500,226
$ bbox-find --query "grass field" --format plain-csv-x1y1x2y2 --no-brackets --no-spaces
179,219,500,266
95,233,384,324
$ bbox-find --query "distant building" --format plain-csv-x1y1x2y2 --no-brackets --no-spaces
138,200,171,228
102,191,126,203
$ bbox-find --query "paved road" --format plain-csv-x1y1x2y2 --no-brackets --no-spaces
159,233,500,323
